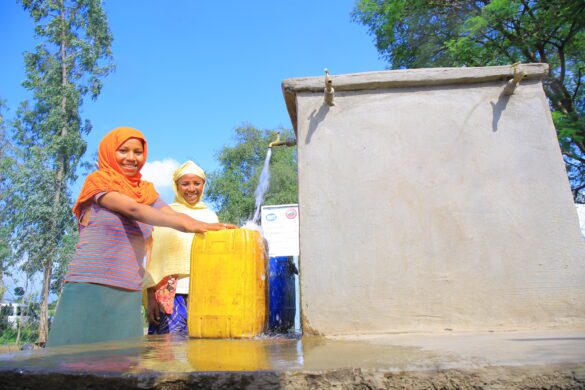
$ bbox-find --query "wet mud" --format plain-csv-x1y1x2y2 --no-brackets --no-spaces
1,331,584,389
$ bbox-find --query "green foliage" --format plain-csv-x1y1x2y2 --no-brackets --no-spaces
0,101,16,301
2,0,113,343
0,301,40,345
0,313,40,345
206,126,298,225
0,324,39,345
353,0,585,201
14,287,25,298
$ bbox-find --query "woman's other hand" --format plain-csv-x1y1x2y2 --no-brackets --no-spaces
147,289,163,325
179,214,209,233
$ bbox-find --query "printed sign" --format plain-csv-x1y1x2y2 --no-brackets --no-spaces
260,204,299,257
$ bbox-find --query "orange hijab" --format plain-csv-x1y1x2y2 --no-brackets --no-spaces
72,127,159,220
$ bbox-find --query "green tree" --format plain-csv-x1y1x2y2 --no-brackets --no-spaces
206,126,298,225
352,0,585,201
0,101,15,302
6,0,113,344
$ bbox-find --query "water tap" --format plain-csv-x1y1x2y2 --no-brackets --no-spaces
269,132,296,148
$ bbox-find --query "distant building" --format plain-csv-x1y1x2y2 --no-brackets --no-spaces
0,301,35,329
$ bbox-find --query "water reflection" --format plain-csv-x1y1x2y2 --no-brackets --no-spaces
138,334,304,372
0,334,433,374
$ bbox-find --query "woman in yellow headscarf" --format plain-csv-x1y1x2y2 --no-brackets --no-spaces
144,161,221,334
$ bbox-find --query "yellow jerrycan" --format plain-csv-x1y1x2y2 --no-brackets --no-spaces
187,228,267,338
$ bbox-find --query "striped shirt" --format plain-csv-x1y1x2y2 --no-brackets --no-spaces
65,193,166,291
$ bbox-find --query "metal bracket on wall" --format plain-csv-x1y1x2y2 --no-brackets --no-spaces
503,64,527,95
324,68,335,106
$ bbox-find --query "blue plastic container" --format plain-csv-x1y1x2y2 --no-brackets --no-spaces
268,256,296,332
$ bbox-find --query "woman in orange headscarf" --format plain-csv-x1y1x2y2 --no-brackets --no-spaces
47,127,235,347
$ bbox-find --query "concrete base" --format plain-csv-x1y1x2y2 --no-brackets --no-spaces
1,329,584,389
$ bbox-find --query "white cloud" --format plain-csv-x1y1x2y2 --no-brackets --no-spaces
141,158,180,188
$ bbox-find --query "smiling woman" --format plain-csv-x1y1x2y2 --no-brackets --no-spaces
115,138,144,176
46,128,235,348
177,174,205,205
143,161,227,335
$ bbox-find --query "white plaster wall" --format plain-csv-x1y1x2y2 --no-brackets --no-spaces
296,80,585,335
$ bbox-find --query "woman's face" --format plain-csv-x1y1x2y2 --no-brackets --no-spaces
177,174,205,205
115,138,144,177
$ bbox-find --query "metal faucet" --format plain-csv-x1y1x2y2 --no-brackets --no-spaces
269,132,296,148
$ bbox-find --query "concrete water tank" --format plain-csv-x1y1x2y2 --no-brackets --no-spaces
282,64,585,335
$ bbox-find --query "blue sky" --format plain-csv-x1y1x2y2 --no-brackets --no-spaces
1,0,386,204
2,1,584,303
0,0,386,300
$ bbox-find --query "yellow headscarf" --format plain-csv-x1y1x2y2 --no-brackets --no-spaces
171,160,208,210
143,161,219,288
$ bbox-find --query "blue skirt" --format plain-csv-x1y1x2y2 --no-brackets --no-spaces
148,294,188,334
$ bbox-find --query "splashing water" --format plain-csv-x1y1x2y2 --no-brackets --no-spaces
242,148,272,262
251,148,272,224
242,220,264,236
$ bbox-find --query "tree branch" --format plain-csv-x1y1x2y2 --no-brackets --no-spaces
560,5,585,47
571,182,585,193
572,67,583,102
566,152,585,164
557,45,566,84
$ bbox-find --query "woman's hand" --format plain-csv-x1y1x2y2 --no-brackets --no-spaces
179,215,237,233
207,222,238,231
178,214,209,233
147,289,163,325
99,193,237,233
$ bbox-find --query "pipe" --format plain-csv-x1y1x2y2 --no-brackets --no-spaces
269,132,297,148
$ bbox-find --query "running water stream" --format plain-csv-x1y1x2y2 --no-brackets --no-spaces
250,148,272,224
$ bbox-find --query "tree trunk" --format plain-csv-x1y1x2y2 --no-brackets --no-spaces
0,270,4,301
38,162,64,345
38,1,68,345
15,295,24,346
37,257,53,344
15,302,21,345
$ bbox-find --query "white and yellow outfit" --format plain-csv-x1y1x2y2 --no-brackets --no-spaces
144,161,219,293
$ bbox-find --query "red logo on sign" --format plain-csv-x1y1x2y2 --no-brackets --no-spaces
285,209,297,219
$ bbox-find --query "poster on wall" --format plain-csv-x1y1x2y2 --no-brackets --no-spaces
260,204,299,257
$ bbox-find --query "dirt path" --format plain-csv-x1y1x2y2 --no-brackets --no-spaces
0,344,20,355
